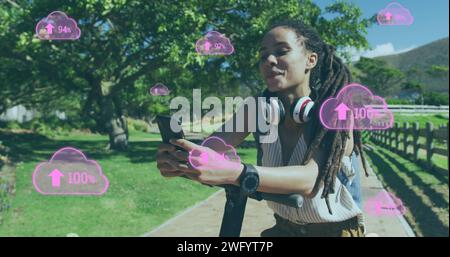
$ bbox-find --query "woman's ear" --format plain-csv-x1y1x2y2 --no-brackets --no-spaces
306,52,318,70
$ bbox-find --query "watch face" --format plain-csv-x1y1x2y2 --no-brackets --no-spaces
244,176,257,189
242,173,259,194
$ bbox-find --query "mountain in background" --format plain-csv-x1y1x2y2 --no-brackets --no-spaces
375,37,449,94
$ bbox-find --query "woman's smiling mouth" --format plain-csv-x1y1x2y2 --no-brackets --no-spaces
266,70,285,79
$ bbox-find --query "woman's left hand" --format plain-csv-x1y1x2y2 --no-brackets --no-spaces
169,139,244,186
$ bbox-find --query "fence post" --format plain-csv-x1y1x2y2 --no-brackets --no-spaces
387,129,390,146
445,122,450,170
395,122,400,152
446,122,450,164
425,122,434,170
413,122,419,161
403,122,409,156
387,128,392,149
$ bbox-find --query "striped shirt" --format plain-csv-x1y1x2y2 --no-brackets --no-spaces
261,126,364,225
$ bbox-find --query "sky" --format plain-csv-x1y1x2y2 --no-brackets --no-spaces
316,0,449,60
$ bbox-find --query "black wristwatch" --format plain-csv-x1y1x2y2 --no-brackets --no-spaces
239,163,260,196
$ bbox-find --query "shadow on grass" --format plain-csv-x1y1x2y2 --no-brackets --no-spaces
0,132,55,162
366,149,449,237
396,155,448,186
378,150,449,209
125,141,159,163
0,130,257,168
0,131,158,165
372,141,448,185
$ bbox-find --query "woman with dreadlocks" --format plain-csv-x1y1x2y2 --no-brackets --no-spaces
156,20,368,237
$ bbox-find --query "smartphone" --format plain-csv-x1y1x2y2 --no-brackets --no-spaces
156,115,212,187
155,115,185,150
156,115,192,182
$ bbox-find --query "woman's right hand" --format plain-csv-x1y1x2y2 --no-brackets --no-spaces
156,143,187,178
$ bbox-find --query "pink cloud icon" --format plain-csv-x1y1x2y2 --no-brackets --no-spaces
195,31,234,55
377,2,414,26
319,83,394,130
364,191,406,217
35,11,81,40
188,136,240,170
149,83,170,96
32,147,109,195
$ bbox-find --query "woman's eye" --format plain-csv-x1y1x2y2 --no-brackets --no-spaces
259,49,289,62
276,49,289,56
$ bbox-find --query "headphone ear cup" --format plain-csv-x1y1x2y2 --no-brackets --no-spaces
291,96,314,123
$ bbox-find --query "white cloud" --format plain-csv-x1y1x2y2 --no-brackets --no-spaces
345,43,417,62
363,43,395,58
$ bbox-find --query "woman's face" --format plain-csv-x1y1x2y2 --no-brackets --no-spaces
259,26,317,93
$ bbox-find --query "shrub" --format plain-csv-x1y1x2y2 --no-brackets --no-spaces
0,141,14,224
0,121,22,130
386,98,413,105
128,118,150,132
421,92,449,105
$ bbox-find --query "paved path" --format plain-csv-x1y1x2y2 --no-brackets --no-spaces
144,162,415,237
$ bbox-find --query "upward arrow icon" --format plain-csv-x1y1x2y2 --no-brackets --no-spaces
45,23,54,34
48,169,64,187
385,12,392,21
334,103,350,121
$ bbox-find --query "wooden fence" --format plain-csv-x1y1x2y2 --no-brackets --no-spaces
382,105,449,113
370,122,449,174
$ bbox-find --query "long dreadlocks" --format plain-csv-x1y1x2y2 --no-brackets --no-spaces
268,20,369,214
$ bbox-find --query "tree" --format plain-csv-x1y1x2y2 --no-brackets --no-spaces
0,0,374,150
355,57,405,96
426,65,449,78
405,67,424,84
422,92,449,105
402,81,423,93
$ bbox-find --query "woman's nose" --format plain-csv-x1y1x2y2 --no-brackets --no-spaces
262,54,277,66
267,54,277,64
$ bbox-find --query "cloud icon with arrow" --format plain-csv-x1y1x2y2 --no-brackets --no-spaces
364,191,406,217
35,11,81,40
319,83,394,130
377,2,414,26
32,147,109,195
149,83,170,96
195,31,234,55
188,136,240,170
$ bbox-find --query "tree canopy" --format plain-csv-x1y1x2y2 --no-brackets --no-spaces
0,0,374,149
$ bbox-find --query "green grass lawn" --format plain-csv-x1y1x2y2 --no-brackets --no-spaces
394,140,448,171
1,114,447,236
393,113,448,127
365,143,449,237
0,130,257,236
371,134,448,171
371,113,449,171
366,113,448,236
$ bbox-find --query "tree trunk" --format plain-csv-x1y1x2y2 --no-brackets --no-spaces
107,115,128,151
98,81,129,151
